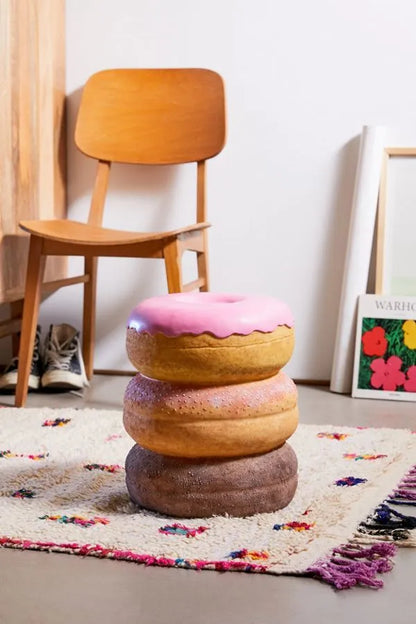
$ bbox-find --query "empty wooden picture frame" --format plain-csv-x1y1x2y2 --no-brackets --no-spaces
375,147,416,296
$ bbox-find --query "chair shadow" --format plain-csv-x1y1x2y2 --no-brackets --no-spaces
1,459,134,515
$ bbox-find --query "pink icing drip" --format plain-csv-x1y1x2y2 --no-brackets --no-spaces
127,292,294,337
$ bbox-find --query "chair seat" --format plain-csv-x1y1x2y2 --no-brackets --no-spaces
19,220,210,246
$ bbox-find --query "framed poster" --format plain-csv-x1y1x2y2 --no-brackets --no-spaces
352,294,416,401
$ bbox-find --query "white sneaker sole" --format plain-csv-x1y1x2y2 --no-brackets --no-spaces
0,372,40,391
41,370,85,390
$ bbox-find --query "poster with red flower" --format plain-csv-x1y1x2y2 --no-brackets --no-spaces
352,295,416,401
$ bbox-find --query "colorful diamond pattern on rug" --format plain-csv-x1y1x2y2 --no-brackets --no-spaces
317,432,349,440
158,524,209,538
105,434,123,442
39,514,110,528
12,489,36,499
83,463,123,473
1,450,16,459
273,521,315,531
0,451,49,460
0,409,414,591
335,476,368,487
42,418,71,427
343,453,388,461
227,549,269,561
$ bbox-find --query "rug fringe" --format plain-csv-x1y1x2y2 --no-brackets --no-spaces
307,464,416,589
354,464,416,544
356,503,416,542
386,465,416,504
351,534,416,547
385,500,416,507
306,542,397,589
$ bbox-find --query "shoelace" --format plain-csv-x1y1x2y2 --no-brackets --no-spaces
4,356,19,373
4,334,40,373
44,337,79,371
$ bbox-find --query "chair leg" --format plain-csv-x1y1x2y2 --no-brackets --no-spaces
197,230,209,291
82,256,97,380
15,237,46,407
163,239,183,293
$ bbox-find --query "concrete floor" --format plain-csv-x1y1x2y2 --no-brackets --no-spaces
0,377,415,623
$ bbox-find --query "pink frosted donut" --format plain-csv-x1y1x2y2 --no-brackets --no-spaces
123,371,298,458
126,292,295,384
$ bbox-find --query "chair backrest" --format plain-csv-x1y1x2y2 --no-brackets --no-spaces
75,68,226,165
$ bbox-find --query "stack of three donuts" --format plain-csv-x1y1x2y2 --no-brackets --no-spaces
123,293,298,517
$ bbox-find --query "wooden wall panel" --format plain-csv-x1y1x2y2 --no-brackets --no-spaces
0,0,66,305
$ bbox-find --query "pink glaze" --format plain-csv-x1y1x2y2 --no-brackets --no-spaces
127,292,294,337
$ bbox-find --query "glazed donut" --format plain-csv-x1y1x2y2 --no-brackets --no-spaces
125,442,298,518
123,371,298,458
126,292,294,385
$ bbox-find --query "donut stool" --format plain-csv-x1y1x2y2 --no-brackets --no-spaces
126,292,295,385
123,371,298,458
123,291,298,517
125,442,298,518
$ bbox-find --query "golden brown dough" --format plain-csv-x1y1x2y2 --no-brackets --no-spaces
123,371,298,458
126,325,294,384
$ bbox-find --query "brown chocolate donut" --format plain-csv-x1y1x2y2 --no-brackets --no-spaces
125,442,298,518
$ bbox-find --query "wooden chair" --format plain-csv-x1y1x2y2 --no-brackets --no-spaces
14,68,226,406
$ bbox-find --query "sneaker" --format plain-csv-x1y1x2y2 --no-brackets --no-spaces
41,324,89,390
0,326,42,392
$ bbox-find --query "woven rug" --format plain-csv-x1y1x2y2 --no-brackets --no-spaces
0,408,415,590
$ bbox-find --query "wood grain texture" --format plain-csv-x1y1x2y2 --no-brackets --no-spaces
0,0,66,304
19,219,211,245
75,69,226,164
82,256,98,379
375,149,389,295
15,236,46,406
385,147,416,156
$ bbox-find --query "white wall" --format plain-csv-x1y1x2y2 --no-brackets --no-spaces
36,0,416,379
